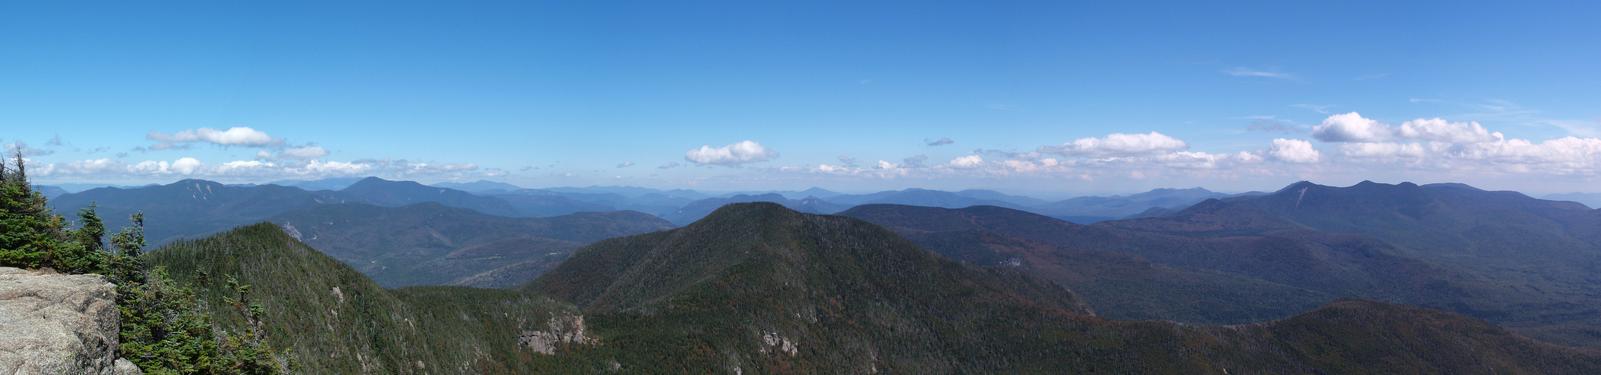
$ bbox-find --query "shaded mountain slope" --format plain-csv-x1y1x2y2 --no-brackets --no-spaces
271,202,672,288
144,224,597,374
338,177,520,217
841,204,1333,323
662,193,846,225
1106,180,1601,346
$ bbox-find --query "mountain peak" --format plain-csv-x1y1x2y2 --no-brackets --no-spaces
697,201,804,226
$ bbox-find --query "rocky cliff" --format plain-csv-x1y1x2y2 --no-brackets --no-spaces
0,267,141,375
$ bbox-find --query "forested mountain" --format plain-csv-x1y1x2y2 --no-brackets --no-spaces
849,181,1601,347
338,177,521,216
663,193,847,225
270,202,671,288
1094,181,1601,346
841,204,1332,323
145,224,594,374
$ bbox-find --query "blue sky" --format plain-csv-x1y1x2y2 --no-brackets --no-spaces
4,1,1600,195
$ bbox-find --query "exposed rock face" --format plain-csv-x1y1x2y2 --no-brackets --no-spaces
517,314,595,355
0,267,141,375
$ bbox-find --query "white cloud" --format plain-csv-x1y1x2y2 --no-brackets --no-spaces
129,160,170,174
1449,136,1601,173
281,145,329,159
876,160,897,169
1044,131,1188,156
215,160,274,174
1340,142,1426,160
1397,118,1501,143
685,140,778,166
1270,139,1320,163
301,160,372,175
948,155,985,169
148,127,279,148
1312,112,1390,143
52,158,117,175
171,157,202,175
616,161,635,168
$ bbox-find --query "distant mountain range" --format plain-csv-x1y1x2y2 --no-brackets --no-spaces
845,181,1601,347
841,204,1332,323
143,204,1601,373
272,202,671,288
1030,187,1247,222
32,185,68,199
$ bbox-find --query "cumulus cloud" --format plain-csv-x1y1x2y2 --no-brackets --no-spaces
1312,112,1390,142
215,160,274,174
281,145,329,159
301,160,372,175
1313,113,1503,145
685,140,778,166
925,137,954,146
148,127,280,148
1269,139,1320,163
171,157,202,174
1397,118,1501,143
616,161,635,168
1043,132,1188,156
948,155,984,168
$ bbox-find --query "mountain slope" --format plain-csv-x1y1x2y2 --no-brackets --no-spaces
271,202,672,288
144,224,600,374
662,193,846,225
338,177,520,217
527,203,1601,373
841,204,1333,323
530,202,1096,373
1108,180,1601,346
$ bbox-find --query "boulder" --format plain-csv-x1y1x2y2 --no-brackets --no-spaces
0,267,141,375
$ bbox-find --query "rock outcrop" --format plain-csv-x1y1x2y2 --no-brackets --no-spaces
0,267,141,375
517,314,595,355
